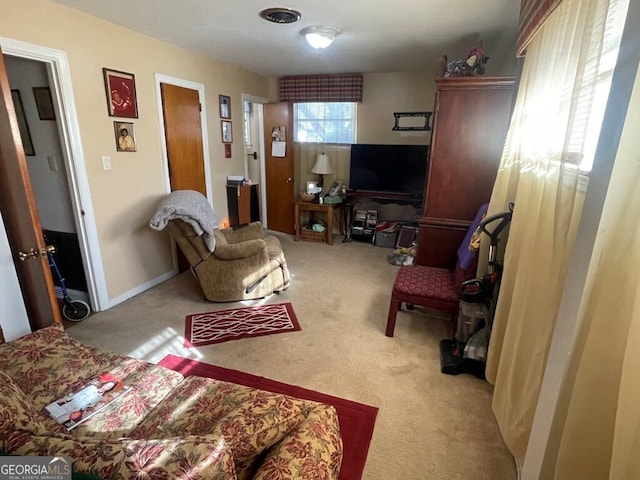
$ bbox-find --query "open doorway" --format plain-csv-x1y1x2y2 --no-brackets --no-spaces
241,94,268,225
5,55,90,305
1,37,107,315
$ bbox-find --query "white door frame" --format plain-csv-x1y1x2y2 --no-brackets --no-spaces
154,74,212,204
241,93,268,226
1,36,108,312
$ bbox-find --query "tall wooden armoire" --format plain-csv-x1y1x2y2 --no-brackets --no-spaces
416,77,516,267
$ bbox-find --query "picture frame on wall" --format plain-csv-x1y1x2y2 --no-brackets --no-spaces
103,68,138,118
32,86,56,120
114,121,136,152
219,95,231,119
221,120,232,143
10,89,35,156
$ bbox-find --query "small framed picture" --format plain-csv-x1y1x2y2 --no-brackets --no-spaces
10,90,35,156
224,143,232,158
32,86,56,120
114,121,136,152
219,95,231,119
221,120,232,143
103,68,138,118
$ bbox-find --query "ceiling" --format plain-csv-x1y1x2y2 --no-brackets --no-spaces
51,0,520,77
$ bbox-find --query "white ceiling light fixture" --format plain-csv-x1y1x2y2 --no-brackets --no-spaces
301,26,340,49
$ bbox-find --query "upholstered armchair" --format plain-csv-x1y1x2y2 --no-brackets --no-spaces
167,220,290,302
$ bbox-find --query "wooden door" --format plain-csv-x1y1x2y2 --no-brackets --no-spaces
160,83,206,195
0,48,61,329
160,83,206,271
263,102,295,234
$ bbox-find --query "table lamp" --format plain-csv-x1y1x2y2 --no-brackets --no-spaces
311,152,333,190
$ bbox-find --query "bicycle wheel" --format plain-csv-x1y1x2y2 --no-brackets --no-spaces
62,300,91,322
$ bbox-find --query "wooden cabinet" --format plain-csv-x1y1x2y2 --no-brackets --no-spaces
416,77,515,268
226,184,260,227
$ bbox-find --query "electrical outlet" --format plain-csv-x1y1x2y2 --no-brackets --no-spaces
102,155,112,171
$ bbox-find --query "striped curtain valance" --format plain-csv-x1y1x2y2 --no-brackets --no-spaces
279,74,363,102
516,0,563,56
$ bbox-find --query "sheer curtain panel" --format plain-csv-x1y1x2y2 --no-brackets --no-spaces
483,0,627,465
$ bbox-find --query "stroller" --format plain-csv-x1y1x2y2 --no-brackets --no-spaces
47,248,91,322
439,203,514,378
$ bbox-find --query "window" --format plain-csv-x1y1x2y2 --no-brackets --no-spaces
570,0,628,171
294,102,356,143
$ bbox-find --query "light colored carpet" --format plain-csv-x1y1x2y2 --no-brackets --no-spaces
66,231,517,480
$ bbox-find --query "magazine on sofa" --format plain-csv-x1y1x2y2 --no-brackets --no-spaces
44,372,132,430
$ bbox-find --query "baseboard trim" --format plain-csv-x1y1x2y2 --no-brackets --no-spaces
106,270,177,309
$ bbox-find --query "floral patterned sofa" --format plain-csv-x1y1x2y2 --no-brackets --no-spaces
0,324,342,479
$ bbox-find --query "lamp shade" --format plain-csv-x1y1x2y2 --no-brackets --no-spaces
311,153,333,175
301,26,340,49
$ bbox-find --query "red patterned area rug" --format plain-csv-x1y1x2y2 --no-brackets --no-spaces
159,354,378,480
184,302,300,347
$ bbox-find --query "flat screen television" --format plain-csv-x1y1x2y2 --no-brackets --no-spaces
349,144,428,198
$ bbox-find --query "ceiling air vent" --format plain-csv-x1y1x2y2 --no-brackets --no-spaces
259,8,302,24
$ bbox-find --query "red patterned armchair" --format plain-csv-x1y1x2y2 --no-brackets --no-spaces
385,205,488,337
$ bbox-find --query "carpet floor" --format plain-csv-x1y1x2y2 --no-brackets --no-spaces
66,231,516,479
159,354,377,480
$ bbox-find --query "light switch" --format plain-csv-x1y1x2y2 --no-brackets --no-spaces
102,155,112,171
47,155,59,172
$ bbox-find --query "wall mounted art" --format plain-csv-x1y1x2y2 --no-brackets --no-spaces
103,68,138,118
392,112,432,131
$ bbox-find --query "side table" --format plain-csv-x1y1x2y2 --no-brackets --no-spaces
294,201,343,245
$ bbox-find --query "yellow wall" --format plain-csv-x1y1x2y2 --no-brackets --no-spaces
0,0,271,301
358,72,437,145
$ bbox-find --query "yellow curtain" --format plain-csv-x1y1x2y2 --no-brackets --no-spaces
539,66,640,480
484,0,622,464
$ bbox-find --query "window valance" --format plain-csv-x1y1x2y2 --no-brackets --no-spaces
516,0,563,56
279,74,363,102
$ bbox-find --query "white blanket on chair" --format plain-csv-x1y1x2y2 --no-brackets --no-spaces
149,190,217,252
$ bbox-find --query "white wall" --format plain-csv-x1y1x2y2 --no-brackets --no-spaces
0,211,31,341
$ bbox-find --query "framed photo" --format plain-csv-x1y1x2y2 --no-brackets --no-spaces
221,120,232,143
224,143,232,158
114,121,136,152
219,95,231,119
10,90,35,156
103,68,138,118
32,86,56,120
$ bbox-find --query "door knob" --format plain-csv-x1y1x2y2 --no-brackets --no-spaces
286,177,294,183
18,245,55,262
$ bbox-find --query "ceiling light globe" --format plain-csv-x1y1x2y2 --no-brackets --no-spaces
306,32,334,49
301,26,340,49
